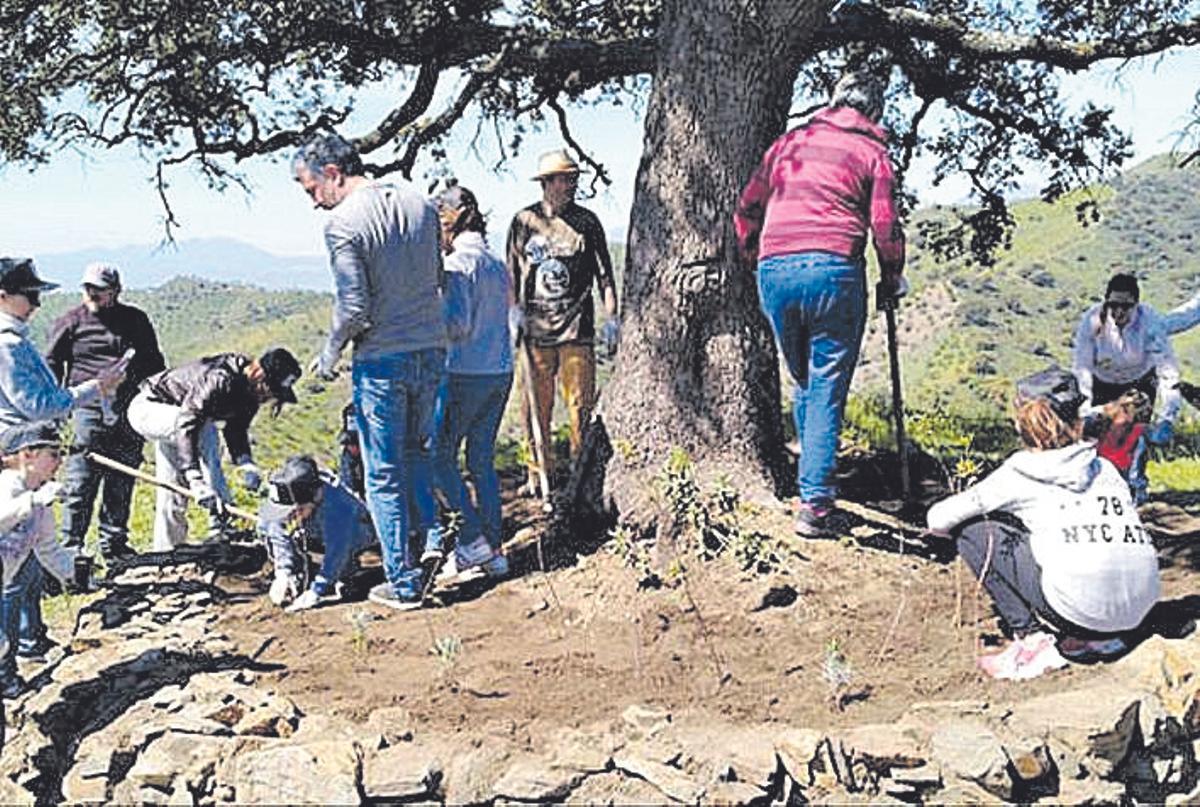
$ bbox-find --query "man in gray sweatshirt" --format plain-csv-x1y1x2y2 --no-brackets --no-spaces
293,133,446,610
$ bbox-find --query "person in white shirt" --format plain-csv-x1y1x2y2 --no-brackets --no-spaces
0,422,88,697
1072,273,1180,445
927,367,1160,678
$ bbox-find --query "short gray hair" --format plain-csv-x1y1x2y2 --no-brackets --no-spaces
830,71,885,121
293,133,364,178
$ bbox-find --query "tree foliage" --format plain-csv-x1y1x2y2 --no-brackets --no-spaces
2,0,1197,254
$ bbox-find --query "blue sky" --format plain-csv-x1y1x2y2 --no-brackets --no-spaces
1,48,1197,260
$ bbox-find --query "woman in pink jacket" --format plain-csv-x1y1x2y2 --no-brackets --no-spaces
735,72,905,537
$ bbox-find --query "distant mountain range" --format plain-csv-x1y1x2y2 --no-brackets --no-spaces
33,238,331,291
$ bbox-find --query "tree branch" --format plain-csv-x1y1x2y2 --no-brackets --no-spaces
353,62,441,155
547,95,612,194
366,65,497,179
829,3,1200,71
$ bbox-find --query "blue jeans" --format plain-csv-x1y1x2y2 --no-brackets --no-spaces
353,349,446,599
757,252,866,505
2,557,44,678
62,406,142,554
435,372,513,552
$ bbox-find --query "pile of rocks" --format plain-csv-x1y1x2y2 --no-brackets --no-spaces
0,544,1198,805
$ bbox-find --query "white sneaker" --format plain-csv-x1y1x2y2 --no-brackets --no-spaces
285,586,342,613
268,574,301,606
437,555,464,582
285,588,321,612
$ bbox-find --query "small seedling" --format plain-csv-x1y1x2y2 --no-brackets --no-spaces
822,638,855,710
346,608,373,654
430,634,463,673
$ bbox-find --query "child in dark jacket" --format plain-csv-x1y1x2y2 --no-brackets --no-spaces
257,455,377,612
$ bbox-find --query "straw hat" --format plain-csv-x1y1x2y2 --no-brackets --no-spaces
531,149,580,180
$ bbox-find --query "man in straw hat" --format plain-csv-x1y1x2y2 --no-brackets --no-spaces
506,149,618,499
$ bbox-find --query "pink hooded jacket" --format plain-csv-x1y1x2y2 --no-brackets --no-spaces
734,106,905,275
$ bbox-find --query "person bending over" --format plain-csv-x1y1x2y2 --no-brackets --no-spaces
127,347,301,551
258,455,378,612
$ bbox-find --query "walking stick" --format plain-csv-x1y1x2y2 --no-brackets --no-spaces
877,283,911,501
85,451,258,522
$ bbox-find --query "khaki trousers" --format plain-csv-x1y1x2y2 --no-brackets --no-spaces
521,342,596,483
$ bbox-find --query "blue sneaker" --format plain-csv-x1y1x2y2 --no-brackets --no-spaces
368,582,424,611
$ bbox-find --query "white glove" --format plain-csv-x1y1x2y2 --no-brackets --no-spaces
268,574,301,606
236,459,262,492
186,471,224,516
508,305,526,344
599,320,620,352
308,352,339,382
285,588,321,613
30,481,63,507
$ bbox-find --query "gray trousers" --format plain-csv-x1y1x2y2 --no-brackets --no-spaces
956,518,1053,636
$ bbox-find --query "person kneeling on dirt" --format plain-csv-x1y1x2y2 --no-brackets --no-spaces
258,455,378,613
0,422,93,697
926,367,1160,680
127,347,302,552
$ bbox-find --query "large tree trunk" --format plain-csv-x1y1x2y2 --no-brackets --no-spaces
597,0,836,523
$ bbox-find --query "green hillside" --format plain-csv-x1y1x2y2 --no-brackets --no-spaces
849,154,1200,456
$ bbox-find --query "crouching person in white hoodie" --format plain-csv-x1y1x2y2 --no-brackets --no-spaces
927,366,1160,680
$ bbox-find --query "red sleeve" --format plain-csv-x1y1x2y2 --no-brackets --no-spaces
869,151,905,276
733,137,782,254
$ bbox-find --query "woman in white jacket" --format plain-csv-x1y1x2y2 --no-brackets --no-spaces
927,367,1160,679
432,184,514,581
1072,273,1180,444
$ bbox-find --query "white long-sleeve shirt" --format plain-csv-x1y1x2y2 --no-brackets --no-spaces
0,470,75,587
1072,302,1181,423
927,442,1159,633
1162,289,1200,335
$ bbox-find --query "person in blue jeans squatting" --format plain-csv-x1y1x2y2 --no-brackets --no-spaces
258,455,378,613
294,132,447,611
0,422,92,697
733,72,906,537
432,183,514,582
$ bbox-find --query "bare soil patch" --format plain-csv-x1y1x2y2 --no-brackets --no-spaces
215,471,1200,753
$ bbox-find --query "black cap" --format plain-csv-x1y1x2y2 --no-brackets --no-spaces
0,421,62,455
1017,365,1086,423
0,258,59,295
268,455,322,505
259,347,301,404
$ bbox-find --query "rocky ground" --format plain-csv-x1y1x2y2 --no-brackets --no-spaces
0,492,1198,805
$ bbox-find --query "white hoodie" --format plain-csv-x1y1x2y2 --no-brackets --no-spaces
927,442,1159,633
